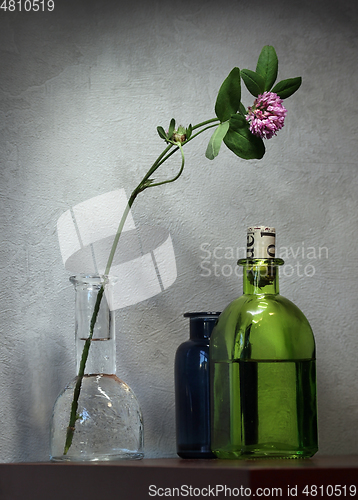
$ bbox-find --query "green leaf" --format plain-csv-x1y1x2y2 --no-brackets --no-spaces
224,116,265,160
157,126,168,141
240,69,265,97
256,45,278,91
271,77,302,99
215,67,241,122
205,121,230,160
229,114,247,130
168,118,175,139
186,124,192,140
239,102,247,116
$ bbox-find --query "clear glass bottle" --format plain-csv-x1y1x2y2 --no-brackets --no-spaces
50,275,144,461
210,227,318,459
175,312,220,458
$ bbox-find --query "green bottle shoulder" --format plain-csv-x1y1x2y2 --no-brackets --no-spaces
221,292,311,318
210,293,315,361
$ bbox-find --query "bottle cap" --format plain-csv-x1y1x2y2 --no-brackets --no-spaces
247,226,275,258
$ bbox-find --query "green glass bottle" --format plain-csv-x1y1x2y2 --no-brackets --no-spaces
210,226,318,459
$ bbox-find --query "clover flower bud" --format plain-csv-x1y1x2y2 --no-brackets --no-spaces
171,125,187,144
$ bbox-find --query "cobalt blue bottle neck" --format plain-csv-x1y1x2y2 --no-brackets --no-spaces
184,312,221,340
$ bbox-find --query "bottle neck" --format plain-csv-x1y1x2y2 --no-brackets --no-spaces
184,312,221,340
71,275,116,375
238,258,284,295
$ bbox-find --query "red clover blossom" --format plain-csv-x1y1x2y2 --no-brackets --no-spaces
246,92,287,140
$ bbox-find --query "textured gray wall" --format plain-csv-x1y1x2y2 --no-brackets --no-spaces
0,0,357,461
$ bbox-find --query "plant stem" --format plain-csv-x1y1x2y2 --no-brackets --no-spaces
191,117,219,130
63,117,218,454
63,285,105,454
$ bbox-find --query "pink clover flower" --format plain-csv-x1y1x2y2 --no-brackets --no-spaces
246,92,287,139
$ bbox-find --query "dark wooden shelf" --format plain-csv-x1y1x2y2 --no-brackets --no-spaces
0,456,357,500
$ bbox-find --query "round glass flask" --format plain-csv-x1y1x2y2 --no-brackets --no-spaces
50,275,144,461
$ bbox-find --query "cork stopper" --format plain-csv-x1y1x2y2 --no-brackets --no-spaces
247,226,275,259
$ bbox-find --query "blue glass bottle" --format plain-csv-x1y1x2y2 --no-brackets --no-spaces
175,312,220,458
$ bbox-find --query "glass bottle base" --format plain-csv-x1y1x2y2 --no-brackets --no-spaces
212,444,318,460
50,374,144,462
51,451,144,462
177,450,215,459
